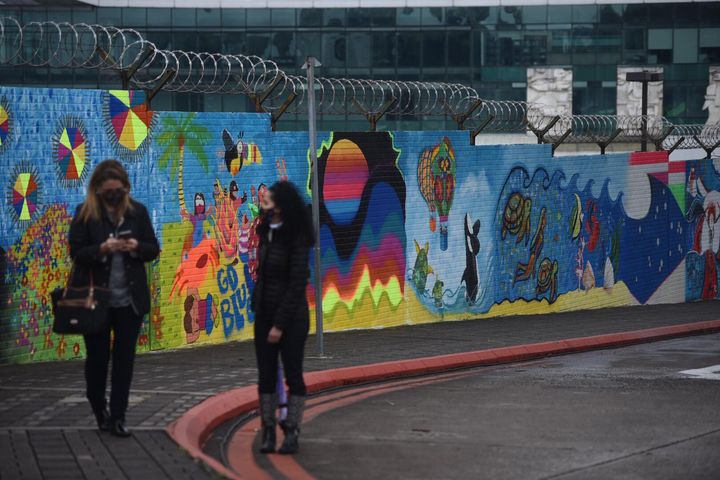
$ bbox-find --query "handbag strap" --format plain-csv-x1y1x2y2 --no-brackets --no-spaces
62,263,95,299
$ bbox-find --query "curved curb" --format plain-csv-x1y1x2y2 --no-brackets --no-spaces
166,319,720,479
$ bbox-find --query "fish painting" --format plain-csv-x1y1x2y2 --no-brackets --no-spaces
569,193,582,241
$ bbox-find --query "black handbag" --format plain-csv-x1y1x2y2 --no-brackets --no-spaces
51,266,110,335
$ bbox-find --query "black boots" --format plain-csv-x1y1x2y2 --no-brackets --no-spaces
278,395,305,455
94,408,111,432
259,394,278,454
110,419,132,438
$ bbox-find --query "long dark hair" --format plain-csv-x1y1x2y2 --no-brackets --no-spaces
260,181,314,247
78,159,133,223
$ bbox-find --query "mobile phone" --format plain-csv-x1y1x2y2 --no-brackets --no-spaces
117,230,133,240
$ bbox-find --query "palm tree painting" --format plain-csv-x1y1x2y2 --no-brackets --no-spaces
156,113,212,212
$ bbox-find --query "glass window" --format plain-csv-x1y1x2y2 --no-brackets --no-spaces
200,34,222,53
448,31,470,67
347,8,371,27
477,7,498,25
298,9,322,27
171,8,196,27
247,33,274,58
222,9,246,28
322,33,347,68
46,8,73,23
397,7,420,26
547,6,571,24
372,9,396,27
325,9,345,27
149,32,171,51
700,3,720,26
397,32,421,68
272,32,295,67
623,5,646,24
647,3,673,26
572,5,597,24
674,29,698,63
422,8,444,26
271,9,295,27
197,9,221,28
372,32,396,68
423,31,446,68
598,5,622,24
347,33,371,68
173,32,197,52
700,28,720,48
97,8,122,25
295,33,322,65
521,6,546,24
624,28,645,50
247,9,271,27
147,9,172,28
72,8,96,24
572,25,595,64
674,3,699,25
223,32,246,53
122,8,146,26
649,29,672,50
522,31,549,65
498,7,521,26
446,7,468,26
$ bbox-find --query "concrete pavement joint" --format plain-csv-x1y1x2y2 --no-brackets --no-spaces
540,427,720,480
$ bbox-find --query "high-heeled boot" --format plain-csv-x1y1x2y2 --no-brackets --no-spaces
259,393,278,454
278,395,305,455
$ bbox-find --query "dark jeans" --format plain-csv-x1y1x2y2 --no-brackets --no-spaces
83,306,143,421
254,319,308,396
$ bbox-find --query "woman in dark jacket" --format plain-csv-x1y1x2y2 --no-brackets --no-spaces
69,159,160,437
252,181,313,455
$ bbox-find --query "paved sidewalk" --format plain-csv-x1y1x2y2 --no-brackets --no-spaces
0,301,718,479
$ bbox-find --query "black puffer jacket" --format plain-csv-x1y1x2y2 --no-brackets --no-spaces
251,222,311,332
68,200,160,316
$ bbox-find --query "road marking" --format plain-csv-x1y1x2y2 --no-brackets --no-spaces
680,364,720,380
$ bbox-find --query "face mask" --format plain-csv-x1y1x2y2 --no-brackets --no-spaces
101,188,125,207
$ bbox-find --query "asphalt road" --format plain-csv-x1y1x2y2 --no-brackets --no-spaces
297,334,720,480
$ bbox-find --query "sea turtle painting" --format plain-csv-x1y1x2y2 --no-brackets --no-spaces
536,257,559,303
502,192,532,245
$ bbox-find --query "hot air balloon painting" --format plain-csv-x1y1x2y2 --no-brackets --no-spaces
418,137,456,251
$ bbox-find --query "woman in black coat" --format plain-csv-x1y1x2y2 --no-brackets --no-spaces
69,159,159,437
252,181,313,455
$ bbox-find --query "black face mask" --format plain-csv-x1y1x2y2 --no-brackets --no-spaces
101,189,125,207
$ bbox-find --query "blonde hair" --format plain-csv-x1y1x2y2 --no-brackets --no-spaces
78,159,133,223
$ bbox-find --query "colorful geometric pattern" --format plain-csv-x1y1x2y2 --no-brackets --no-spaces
8,165,41,223
0,96,11,153
52,117,90,185
103,90,154,159
322,139,369,225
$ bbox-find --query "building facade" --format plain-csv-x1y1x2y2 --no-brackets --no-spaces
0,1,718,130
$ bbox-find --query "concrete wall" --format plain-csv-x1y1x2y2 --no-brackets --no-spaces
0,86,717,364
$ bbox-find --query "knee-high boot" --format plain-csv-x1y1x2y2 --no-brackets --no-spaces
279,395,305,455
259,393,278,454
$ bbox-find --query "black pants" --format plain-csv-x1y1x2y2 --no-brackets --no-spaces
254,319,308,396
83,306,143,421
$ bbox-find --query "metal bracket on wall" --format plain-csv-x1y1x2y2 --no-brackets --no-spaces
598,128,623,155
551,128,573,155
95,46,155,91
470,115,495,145
145,70,175,108
527,116,560,145
445,99,484,131
245,76,297,131
353,97,398,132
693,135,720,159
666,136,685,155
653,125,675,152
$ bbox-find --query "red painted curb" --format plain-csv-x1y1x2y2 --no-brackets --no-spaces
166,319,720,479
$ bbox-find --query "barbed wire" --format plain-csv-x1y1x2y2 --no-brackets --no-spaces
1,16,718,147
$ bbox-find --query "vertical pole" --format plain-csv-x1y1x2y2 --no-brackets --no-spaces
641,79,648,152
304,56,324,357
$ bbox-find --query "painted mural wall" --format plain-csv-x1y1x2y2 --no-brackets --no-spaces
0,85,718,364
